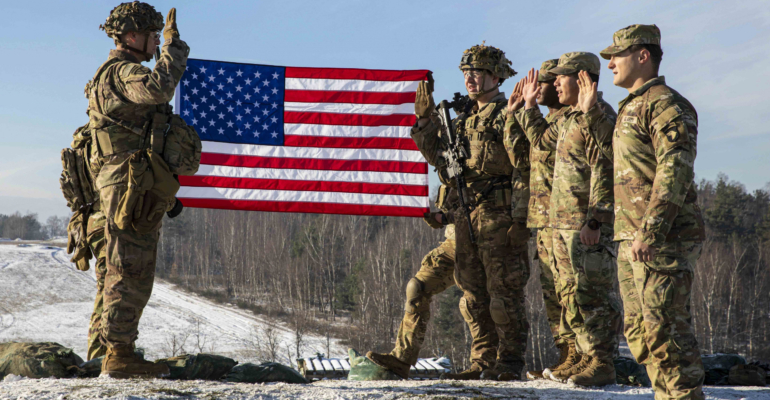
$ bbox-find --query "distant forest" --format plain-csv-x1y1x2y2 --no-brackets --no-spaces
5,174,769,370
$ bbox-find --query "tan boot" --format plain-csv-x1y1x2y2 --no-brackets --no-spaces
544,342,581,379
100,347,170,379
527,341,569,380
365,351,410,379
480,361,523,381
550,354,592,383
567,357,616,387
439,362,486,380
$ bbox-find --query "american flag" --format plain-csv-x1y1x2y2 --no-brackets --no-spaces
174,59,431,217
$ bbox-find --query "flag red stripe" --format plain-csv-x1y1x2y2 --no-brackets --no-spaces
200,153,428,174
283,135,418,150
178,176,428,196
284,90,415,105
179,198,429,217
285,67,430,82
284,111,415,127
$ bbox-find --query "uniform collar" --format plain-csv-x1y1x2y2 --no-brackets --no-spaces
109,48,141,64
618,76,666,111
472,92,507,113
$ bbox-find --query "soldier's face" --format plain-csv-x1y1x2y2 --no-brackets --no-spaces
554,74,579,106
464,70,498,97
537,80,559,107
608,49,642,89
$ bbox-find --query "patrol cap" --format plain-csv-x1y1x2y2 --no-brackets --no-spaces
600,24,661,60
549,52,601,76
537,59,559,82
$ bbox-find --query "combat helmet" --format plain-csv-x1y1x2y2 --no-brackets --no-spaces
100,2,163,60
459,42,516,99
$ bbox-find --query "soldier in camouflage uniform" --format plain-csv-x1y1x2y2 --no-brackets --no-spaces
504,59,573,380
87,1,190,378
85,211,107,361
597,24,706,400
411,44,529,381
516,52,621,386
366,206,458,379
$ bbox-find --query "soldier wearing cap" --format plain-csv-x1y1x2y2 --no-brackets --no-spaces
504,59,572,381
596,24,706,400
409,44,529,381
86,1,191,378
516,52,621,386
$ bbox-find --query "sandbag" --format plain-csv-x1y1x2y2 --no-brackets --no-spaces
156,353,237,380
224,362,308,384
729,364,767,386
346,348,401,381
0,342,84,379
702,353,746,385
613,356,651,387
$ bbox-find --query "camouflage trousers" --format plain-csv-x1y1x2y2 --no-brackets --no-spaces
618,240,704,400
553,227,621,362
86,208,107,361
100,184,161,351
453,202,529,368
535,227,564,344
391,228,456,365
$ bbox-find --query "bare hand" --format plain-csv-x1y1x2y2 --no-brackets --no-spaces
631,238,657,262
163,8,179,41
577,70,598,114
522,68,541,110
507,79,526,115
580,224,600,246
414,81,436,120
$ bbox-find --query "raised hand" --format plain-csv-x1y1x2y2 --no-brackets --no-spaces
414,80,435,120
522,68,541,110
507,79,526,115
577,70,598,114
163,8,179,41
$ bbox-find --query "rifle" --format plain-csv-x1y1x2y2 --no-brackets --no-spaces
437,95,476,243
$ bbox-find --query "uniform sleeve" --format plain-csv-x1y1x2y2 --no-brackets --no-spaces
515,107,559,151
410,114,446,167
503,112,531,170
118,37,190,105
582,102,617,224
636,103,698,246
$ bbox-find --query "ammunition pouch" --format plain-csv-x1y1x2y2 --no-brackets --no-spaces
60,147,99,213
157,113,202,176
465,127,513,177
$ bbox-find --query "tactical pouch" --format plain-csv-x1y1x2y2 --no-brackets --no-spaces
66,209,92,271
162,114,202,176
465,129,513,177
60,147,98,212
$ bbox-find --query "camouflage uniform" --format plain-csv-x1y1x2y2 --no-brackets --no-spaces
86,208,107,360
515,52,621,364
600,25,706,400
413,44,529,370
87,4,189,352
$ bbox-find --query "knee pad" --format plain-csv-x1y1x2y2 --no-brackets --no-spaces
404,278,425,314
490,298,511,325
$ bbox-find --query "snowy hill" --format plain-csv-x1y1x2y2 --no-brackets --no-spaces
0,242,346,364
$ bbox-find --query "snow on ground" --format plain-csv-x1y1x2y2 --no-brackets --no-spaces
0,243,346,364
1,375,769,400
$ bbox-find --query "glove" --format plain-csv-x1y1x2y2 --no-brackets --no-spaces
414,77,435,120
422,212,446,229
163,8,179,41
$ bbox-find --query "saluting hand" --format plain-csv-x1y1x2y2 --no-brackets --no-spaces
521,68,541,110
163,8,179,41
506,79,526,115
577,70,598,114
414,80,435,121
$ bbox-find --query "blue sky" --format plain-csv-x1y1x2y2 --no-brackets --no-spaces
1,0,768,220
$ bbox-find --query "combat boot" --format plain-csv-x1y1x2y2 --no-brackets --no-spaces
543,341,581,379
365,351,410,379
567,356,616,387
439,362,486,380
480,361,523,381
550,353,592,383
527,341,569,380
100,346,170,379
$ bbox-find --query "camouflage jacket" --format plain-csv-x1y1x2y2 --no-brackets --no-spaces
412,92,515,208
516,94,616,231
596,77,705,245
86,37,190,189
503,111,531,222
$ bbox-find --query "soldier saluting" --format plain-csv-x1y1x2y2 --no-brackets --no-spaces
410,44,530,381
86,1,198,378
595,24,706,400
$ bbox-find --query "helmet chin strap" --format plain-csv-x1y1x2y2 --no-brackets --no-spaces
124,33,154,62
468,73,500,100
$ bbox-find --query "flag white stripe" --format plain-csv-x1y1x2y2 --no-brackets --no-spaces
202,141,424,162
285,78,420,92
284,102,414,115
177,187,428,208
284,124,412,139
195,165,428,185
